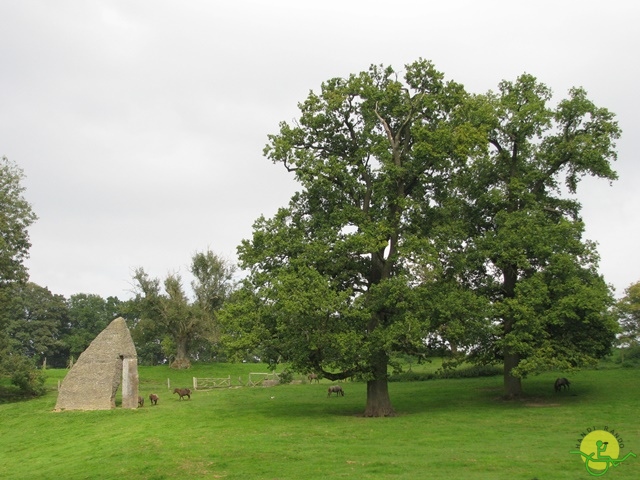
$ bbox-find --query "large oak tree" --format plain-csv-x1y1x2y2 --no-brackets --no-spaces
222,60,484,416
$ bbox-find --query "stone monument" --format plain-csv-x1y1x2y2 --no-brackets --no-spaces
55,317,139,411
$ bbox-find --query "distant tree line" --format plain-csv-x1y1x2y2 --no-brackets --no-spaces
1,249,235,372
0,153,238,395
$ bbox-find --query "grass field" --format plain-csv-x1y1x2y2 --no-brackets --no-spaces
0,363,638,479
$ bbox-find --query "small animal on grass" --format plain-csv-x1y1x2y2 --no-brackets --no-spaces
173,388,191,400
149,393,159,405
308,373,320,384
554,377,571,392
138,396,144,407
327,385,344,397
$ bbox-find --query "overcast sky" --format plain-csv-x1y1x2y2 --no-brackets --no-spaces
1,1,638,300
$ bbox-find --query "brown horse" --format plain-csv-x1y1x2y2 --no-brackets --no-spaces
308,373,320,384
554,377,571,392
138,396,144,407
173,388,191,400
327,385,344,397
149,393,159,405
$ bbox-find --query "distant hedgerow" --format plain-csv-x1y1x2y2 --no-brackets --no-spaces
389,364,502,382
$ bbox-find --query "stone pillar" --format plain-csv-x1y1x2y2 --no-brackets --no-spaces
121,357,139,409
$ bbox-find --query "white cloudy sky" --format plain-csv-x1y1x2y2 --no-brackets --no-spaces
1,1,638,300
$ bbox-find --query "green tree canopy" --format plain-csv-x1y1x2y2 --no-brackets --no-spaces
64,293,123,362
450,75,620,397
2,282,68,366
0,156,37,286
221,60,485,416
616,280,640,348
132,249,236,368
0,156,42,394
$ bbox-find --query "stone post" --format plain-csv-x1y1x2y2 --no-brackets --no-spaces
121,357,139,409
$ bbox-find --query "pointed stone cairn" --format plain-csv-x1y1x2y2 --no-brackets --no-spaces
55,317,139,411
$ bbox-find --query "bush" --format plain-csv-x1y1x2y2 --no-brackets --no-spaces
625,345,640,360
388,371,435,382
436,364,503,379
278,370,294,384
613,346,640,366
1,354,46,397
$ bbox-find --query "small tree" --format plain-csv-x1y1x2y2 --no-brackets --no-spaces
132,268,193,369
132,250,235,369
190,250,236,354
3,353,46,396
616,281,640,352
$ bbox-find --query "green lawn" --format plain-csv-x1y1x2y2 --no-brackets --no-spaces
1,364,638,479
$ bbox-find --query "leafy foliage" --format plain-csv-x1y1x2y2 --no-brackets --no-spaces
0,156,37,286
222,62,621,409
0,156,44,396
131,250,236,368
445,75,620,396
64,294,123,361
2,282,68,367
616,280,640,348
221,60,485,416
1,353,46,396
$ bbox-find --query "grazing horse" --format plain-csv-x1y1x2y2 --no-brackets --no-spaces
149,393,159,405
138,396,144,407
327,385,344,397
308,373,320,384
554,377,571,392
173,388,191,400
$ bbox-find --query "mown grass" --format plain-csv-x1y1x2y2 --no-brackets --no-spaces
1,364,638,479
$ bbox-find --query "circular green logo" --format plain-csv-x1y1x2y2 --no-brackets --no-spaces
570,429,636,476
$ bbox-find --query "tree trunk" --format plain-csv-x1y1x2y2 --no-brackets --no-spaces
503,349,522,398
171,336,191,369
364,352,395,417
501,265,522,398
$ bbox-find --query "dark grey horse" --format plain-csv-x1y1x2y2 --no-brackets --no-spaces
554,377,571,392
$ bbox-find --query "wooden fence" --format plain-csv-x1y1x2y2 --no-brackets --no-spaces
192,376,231,390
247,372,279,386
170,373,282,391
